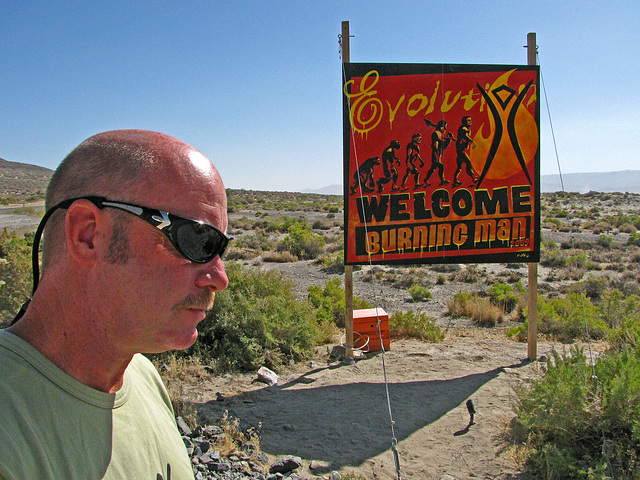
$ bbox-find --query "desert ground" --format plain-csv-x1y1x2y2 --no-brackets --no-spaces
179,332,594,480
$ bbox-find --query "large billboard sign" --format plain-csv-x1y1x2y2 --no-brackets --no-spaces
343,63,540,266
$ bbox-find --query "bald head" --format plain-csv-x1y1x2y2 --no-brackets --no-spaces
42,129,225,265
46,129,218,206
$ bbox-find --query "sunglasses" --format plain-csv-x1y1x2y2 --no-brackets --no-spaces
13,196,232,325
25,195,232,296
80,196,232,262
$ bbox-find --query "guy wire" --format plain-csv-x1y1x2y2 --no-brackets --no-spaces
538,52,565,193
341,60,402,480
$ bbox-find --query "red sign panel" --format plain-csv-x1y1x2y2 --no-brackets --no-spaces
343,63,540,266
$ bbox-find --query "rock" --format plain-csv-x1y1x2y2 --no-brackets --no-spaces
208,461,231,473
269,456,302,474
179,414,306,479
253,452,269,465
309,460,330,471
193,438,210,454
176,416,192,436
329,471,342,480
199,451,221,465
203,425,223,436
329,345,346,359
257,366,278,386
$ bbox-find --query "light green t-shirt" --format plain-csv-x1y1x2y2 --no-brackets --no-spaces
0,330,194,480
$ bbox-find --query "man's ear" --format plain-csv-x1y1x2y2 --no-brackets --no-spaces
64,200,108,266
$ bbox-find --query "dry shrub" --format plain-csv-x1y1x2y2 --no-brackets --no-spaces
229,216,254,230
471,299,504,327
620,222,637,233
447,292,504,327
262,250,297,263
311,219,332,230
224,246,262,261
152,354,207,425
212,411,262,457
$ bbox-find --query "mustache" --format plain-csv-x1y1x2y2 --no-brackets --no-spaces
175,291,215,311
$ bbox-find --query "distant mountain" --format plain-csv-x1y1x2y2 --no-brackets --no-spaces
0,158,53,201
305,171,640,196
540,170,640,194
301,184,343,195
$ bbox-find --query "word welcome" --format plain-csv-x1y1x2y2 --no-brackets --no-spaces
355,186,532,224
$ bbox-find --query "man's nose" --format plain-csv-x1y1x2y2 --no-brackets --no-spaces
195,256,229,292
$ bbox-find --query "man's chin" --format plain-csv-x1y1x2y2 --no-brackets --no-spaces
175,329,199,350
154,329,199,353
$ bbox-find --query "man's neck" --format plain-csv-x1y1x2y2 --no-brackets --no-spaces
7,302,133,394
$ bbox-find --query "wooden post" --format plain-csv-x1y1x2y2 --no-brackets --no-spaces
342,21,354,359
527,32,538,361
345,266,354,358
341,21,350,63
528,263,538,361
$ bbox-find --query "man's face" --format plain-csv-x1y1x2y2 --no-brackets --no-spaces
465,117,472,127
98,150,229,356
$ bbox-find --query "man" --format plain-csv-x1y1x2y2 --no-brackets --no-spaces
453,116,479,187
0,130,230,479
400,133,424,189
424,120,453,187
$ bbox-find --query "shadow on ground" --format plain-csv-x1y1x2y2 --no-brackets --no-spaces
195,357,528,472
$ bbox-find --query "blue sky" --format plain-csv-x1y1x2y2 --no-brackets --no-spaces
1,1,638,192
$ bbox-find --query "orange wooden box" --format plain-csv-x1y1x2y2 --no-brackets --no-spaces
353,308,390,353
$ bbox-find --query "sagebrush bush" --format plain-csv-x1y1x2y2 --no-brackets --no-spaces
526,293,609,342
541,249,567,268
389,310,444,342
277,222,326,260
407,284,431,302
604,290,640,348
186,262,323,371
307,277,371,327
513,345,640,479
628,231,640,247
0,230,33,326
234,231,272,251
488,282,523,313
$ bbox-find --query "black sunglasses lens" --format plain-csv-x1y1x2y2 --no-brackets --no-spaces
176,223,226,262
